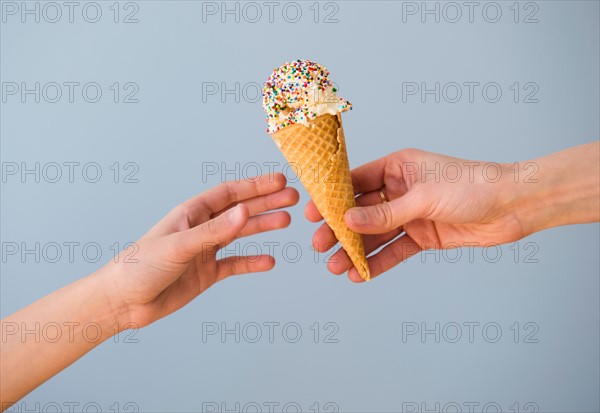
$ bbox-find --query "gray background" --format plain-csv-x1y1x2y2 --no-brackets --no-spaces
1,1,599,412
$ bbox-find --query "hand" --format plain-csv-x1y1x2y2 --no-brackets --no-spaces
106,173,299,328
306,149,530,282
0,173,299,404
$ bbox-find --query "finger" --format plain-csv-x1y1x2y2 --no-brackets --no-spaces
170,204,248,261
304,188,386,224
345,190,425,235
356,189,390,207
216,255,276,281
215,187,299,219
312,222,337,252
347,234,421,283
182,173,288,226
311,188,399,252
327,228,403,275
311,189,396,252
237,211,291,238
304,200,323,223
350,156,388,195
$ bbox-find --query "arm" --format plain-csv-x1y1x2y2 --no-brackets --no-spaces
1,173,299,406
512,142,599,235
305,142,599,282
0,271,125,406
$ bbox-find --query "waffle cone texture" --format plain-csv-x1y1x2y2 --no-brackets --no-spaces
271,114,370,280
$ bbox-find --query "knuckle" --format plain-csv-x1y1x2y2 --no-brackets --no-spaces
170,203,197,228
254,217,266,233
265,195,275,210
375,203,395,230
204,218,222,235
228,258,239,275
220,181,237,204
398,147,422,160
231,256,248,275
170,204,187,220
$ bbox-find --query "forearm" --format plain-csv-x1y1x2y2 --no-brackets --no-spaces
0,267,126,407
511,141,600,235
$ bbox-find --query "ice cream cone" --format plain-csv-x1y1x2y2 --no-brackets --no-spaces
262,59,369,280
271,113,370,280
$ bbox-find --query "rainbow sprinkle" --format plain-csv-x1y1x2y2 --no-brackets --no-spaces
262,59,352,134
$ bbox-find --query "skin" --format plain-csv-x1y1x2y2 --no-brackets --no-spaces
306,142,600,282
0,173,299,407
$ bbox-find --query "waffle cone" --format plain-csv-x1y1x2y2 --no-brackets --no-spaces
271,114,369,280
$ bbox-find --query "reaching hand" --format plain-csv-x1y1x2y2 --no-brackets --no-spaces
107,173,299,327
0,173,299,404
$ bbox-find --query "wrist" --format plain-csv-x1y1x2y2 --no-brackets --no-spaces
93,265,134,334
503,162,551,237
504,142,600,236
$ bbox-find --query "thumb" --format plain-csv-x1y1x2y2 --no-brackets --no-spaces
174,204,249,260
345,191,424,234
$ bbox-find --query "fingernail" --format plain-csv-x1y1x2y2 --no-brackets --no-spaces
225,204,241,224
347,208,368,226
